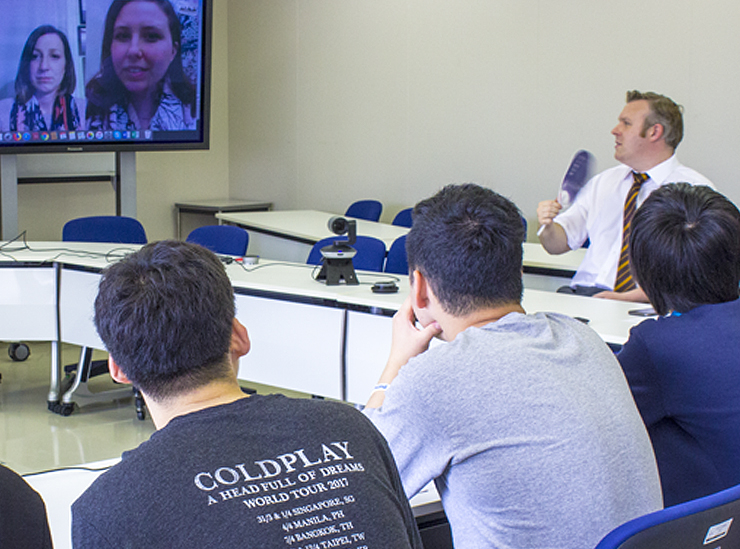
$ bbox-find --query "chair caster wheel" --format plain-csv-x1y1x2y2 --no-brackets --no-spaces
48,401,75,416
8,343,30,362
59,403,75,416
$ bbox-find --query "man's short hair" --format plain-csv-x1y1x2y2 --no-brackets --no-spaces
626,90,684,150
94,240,236,400
630,183,740,316
406,183,525,315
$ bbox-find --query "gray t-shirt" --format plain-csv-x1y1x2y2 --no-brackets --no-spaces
366,311,662,549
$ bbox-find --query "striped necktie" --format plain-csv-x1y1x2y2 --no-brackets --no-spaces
614,171,649,292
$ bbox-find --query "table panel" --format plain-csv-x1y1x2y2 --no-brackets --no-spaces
345,312,393,404
235,294,344,399
0,266,56,341
59,269,104,349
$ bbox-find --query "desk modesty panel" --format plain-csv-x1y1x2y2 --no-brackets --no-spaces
0,265,57,341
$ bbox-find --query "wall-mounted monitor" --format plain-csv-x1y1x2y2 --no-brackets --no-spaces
0,0,211,154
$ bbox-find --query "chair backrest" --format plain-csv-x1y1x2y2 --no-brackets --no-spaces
62,216,147,244
345,200,383,222
307,235,387,272
594,483,740,549
392,208,413,228
186,225,249,256
384,235,408,275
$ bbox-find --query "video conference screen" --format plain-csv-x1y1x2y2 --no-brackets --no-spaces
0,0,211,153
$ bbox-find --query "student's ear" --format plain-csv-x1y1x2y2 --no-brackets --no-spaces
230,319,251,367
108,356,131,385
410,269,431,311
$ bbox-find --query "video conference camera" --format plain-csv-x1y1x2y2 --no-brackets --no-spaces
317,216,359,285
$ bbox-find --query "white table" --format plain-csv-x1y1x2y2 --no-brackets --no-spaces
215,210,586,291
0,242,646,408
522,242,585,291
174,199,273,239
216,209,410,263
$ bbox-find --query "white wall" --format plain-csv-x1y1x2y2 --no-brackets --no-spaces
11,1,740,241
227,0,740,239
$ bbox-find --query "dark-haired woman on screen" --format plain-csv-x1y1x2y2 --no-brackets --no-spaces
617,183,740,507
0,25,82,132
85,0,196,131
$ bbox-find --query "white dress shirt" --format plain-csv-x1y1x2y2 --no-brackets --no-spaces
554,155,713,289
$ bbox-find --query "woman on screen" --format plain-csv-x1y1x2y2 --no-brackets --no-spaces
0,25,82,132
85,0,196,132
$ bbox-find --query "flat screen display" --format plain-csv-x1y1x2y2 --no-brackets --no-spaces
0,0,211,154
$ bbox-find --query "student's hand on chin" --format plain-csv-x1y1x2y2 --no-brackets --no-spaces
388,296,441,370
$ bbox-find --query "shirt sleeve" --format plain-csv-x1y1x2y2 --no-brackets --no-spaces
364,360,455,499
553,177,594,250
616,322,666,427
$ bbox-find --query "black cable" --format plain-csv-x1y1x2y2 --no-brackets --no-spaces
21,463,116,478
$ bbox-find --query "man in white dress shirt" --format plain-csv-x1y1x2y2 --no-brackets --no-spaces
537,90,713,302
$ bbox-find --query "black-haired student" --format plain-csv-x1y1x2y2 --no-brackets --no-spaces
71,240,422,549
617,183,740,506
365,183,662,549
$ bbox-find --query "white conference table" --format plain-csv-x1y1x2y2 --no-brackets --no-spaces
0,241,647,409
522,242,585,291
217,209,410,263
216,209,586,290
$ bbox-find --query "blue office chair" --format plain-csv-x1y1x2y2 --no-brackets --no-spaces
59,215,148,419
392,208,413,228
186,225,249,256
62,215,147,244
594,482,740,549
307,235,387,272
384,235,408,275
345,200,383,222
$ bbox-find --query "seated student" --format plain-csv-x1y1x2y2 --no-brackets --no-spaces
71,241,422,549
0,464,53,548
617,183,740,507
364,184,663,549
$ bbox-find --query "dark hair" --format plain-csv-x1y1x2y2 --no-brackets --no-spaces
626,90,684,150
630,183,740,316
85,0,196,120
406,183,525,315
94,240,235,400
15,25,76,104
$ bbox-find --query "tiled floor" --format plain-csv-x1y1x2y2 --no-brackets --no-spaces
0,342,155,475
0,341,307,475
